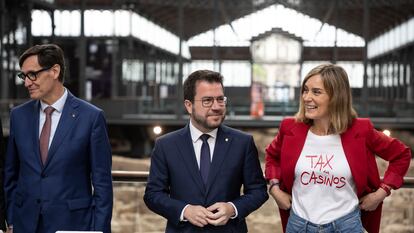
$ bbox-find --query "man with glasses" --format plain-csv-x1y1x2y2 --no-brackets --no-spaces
4,44,113,233
144,70,268,233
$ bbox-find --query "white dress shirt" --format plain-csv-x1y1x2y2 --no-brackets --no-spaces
189,120,218,167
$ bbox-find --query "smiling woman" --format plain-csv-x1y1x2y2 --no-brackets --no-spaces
301,74,331,134
296,64,357,135
265,63,411,233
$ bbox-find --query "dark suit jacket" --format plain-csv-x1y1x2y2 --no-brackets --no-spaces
144,124,268,233
0,118,6,230
4,92,113,233
265,118,411,233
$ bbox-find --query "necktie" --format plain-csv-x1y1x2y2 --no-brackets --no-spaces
40,106,55,164
199,134,211,185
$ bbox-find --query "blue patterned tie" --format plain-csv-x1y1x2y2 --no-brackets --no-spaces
199,134,211,185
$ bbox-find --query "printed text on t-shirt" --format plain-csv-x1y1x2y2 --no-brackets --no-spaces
300,155,346,188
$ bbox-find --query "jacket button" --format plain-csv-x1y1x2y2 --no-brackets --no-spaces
41,173,47,178
36,199,41,204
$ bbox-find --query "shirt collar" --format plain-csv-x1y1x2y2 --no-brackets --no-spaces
189,120,218,143
40,88,68,113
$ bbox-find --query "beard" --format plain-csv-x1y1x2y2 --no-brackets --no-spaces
191,106,226,131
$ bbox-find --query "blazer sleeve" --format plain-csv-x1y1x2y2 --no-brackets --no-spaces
230,135,268,219
4,111,19,226
265,119,289,180
365,119,411,189
0,119,6,230
89,111,113,233
143,139,187,226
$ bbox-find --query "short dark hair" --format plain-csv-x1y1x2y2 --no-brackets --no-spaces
19,44,66,82
183,70,224,102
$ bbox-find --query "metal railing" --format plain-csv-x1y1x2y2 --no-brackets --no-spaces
112,170,414,188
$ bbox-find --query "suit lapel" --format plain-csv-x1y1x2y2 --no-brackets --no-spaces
283,122,309,193
175,125,206,193
341,124,367,196
32,101,43,168
44,93,79,168
206,125,231,194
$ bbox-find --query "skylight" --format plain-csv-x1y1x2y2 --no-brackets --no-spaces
188,4,364,47
31,9,190,58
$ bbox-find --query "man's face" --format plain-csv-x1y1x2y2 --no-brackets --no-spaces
20,55,59,103
185,81,226,133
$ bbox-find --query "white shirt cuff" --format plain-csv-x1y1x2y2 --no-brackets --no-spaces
180,204,190,222
228,202,238,219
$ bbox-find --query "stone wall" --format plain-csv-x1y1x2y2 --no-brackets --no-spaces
111,157,414,233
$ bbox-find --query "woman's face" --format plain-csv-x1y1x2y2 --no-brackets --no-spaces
302,74,330,123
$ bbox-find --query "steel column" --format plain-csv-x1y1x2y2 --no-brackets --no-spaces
78,0,86,98
332,0,338,64
362,0,369,115
212,0,219,70
410,47,414,102
0,0,6,100
175,0,184,118
51,9,55,42
111,0,120,98
26,0,33,46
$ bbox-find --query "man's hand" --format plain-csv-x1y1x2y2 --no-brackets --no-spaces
359,188,387,211
269,185,292,210
206,202,235,226
183,205,213,227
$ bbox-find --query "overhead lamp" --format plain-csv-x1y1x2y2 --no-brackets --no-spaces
382,129,391,137
153,126,162,135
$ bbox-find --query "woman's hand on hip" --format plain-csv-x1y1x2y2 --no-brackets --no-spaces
359,188,387,211
269,185,292,210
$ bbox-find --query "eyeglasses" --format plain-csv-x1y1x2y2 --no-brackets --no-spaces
17,66,52,81
194,96,227,107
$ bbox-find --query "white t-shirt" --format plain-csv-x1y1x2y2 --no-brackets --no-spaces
291,130,358,224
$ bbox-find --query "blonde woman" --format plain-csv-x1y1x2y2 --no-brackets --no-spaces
265,64,411,233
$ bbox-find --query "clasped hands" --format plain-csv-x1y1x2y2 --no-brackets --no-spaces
183,202,235,227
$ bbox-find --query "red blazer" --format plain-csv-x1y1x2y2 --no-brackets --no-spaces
265,118,411,233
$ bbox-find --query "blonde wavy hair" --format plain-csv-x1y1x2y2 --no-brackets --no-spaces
295,64,357,134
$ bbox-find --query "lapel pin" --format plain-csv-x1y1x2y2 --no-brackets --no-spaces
72,113,76,118
225,138,229,142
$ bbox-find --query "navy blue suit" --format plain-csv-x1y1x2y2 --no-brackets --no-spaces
144,124,268,233
4,92,113,233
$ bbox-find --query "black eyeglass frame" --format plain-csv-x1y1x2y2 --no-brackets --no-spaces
193,96,227,108
17,66,53,81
